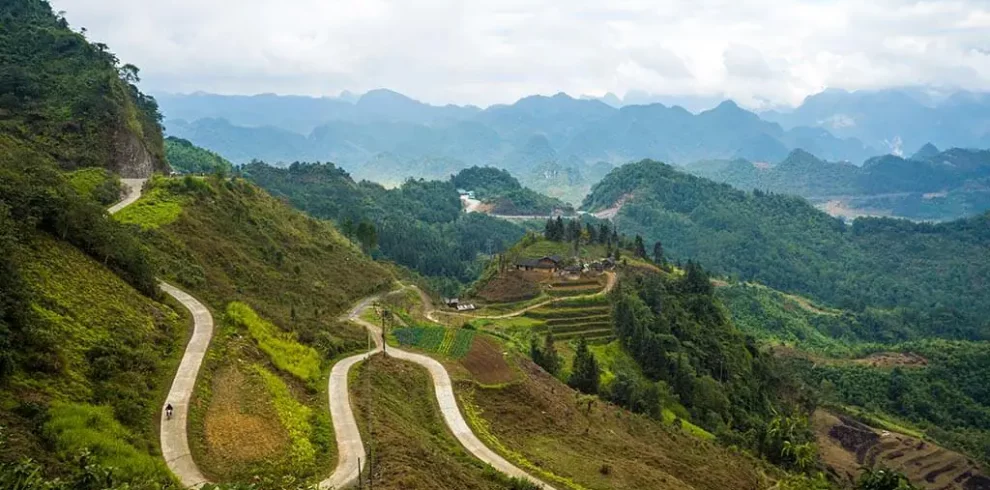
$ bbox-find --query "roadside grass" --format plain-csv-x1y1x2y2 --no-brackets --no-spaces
114,183,186,230
66,167,121,205
44,402,176,484
350,356,517,490
227,302,322,384
251,365,316,470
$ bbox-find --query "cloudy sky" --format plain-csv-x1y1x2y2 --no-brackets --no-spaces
52,0,990,109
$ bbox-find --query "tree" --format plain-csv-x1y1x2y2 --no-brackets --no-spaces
531,330,562,376
653,240,665,265
569,337,600,394
598,222,611,244
856,467,919,490
585,222,597,243
682,260,713,296
634,235,646,258
355,221,378,252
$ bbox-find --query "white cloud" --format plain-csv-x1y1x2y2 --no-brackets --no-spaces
51,0,990,108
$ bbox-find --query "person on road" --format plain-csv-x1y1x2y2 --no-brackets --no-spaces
165,403,173,420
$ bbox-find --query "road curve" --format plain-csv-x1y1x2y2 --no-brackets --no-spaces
109,178,212,488
112,180,552,489
329,289,557,490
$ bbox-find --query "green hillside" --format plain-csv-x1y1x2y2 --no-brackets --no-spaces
0,0,167,176
241,161,526,293
165,136,234,174
585,160,990,341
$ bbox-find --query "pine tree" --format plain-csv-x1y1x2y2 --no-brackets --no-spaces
598,222,610,244
569,337,600,394
634,235,646,258
653,240,665,265
585,222,597,243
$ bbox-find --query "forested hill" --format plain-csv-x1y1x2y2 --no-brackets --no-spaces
584,160,990,341
0,1,168,177
683,147,990,220
450,166,573,213
241,161,526,292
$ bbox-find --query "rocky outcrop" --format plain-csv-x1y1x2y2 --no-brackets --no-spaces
109,127,160,178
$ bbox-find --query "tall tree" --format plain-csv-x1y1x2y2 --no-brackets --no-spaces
598,222,611,244
653,240,665,265
585,222,597,243
569,337,600,394
634,234,647,258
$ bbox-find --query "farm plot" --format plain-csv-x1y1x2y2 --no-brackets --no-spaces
392,326,476,359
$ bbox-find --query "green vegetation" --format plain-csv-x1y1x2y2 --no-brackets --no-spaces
586,160,990,341
113,179,186,230
0,0,166,173
241,161,527,294
227,302,321,384
165,136,234,174
451,166,573,215
393,326,476,359
352,356,527,490
251,365,316,471
684,148,990,221
127,175,392,352
67,167,121,205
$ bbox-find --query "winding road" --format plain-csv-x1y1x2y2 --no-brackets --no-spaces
110,179,554,489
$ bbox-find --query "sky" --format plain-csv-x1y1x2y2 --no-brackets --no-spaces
51,0,990,110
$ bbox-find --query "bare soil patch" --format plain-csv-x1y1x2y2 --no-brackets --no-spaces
203,365,288,467
476,270,541,303
459,335,514,385
853,351,929,368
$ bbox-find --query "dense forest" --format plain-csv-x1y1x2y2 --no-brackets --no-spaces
164,136,233,174
584,160,990,342
241,161,526,293
450,166,573,215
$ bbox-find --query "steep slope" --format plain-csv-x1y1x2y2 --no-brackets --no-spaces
584,160,990,341
0,0,167,176
451,166,573,215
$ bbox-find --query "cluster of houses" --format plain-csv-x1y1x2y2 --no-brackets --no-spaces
513,254,616,277
441,297,476,311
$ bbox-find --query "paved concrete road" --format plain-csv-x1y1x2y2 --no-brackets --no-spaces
108,178,147,214
158,283,213,489
327,288,557,490
109,177,212,488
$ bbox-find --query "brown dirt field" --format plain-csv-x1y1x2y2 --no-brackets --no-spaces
459,335,515,385
458,358,773,490
476,270,541,302
813,409,988,489
203,364,289,471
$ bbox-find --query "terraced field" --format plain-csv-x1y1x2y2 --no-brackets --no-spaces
814,410,990,490
393,326,477,359
544,277,606,297
525,296,614,344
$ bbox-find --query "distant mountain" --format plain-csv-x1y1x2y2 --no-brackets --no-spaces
162,91,876,171
683,147,990,220
761,88,990,155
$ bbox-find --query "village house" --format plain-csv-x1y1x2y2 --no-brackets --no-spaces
514,254,563,272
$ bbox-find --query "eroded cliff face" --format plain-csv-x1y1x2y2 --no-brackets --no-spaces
110,126,166,178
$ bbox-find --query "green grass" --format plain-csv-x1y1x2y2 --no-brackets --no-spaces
114,183,186,230
518,240,607,262
44,402,176,484
226,302,322,384
66,167,121,205
251,365,316,471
